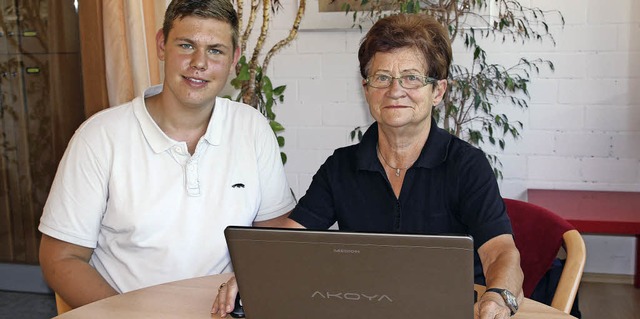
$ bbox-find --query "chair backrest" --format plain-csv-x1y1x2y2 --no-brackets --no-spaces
504,198,586,314
55,292,72,315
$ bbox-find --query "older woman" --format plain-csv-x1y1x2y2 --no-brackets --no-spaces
213,13,523,319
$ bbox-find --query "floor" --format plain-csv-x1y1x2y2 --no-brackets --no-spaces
579,281,640,319
0,290,56,319
0,282,638,319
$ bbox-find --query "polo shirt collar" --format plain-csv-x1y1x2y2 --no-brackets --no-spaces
134,85,221,153
356,118,452,171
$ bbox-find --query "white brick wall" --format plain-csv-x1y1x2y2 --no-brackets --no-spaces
259,0,639,275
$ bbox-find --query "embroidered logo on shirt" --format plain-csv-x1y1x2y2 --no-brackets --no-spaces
232,183,245,188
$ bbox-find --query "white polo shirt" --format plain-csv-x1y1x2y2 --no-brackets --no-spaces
39,85,295,293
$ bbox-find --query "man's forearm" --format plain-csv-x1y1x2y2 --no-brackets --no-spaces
47,258,119,308
40,235,118,309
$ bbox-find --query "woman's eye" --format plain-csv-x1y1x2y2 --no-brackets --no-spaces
405,75,419,81
376,74,391,82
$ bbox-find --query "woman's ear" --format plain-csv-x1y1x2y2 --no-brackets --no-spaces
432,79,448,105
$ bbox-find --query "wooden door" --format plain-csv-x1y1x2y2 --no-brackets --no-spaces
0,0,84,264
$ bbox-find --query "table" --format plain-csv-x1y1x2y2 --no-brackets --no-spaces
527,189,640,288
54,273,576,319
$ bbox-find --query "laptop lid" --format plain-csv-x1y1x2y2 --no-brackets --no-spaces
225,226,475,319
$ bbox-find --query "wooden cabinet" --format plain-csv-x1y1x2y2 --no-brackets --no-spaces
0,0,84,263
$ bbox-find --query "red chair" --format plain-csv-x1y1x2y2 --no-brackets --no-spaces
504,198,586,314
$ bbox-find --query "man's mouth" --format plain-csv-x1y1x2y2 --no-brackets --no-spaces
184,76,208,84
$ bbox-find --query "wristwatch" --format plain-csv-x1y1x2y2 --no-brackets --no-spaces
485,288,518,316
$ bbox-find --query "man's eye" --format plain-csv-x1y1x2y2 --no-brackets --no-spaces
179,44,193,50
208,48,222,55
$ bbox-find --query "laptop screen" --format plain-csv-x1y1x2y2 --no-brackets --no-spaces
225,226,475,319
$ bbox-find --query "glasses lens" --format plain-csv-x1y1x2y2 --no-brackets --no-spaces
369,74,391,88
367,74,435,89
400,75,425,89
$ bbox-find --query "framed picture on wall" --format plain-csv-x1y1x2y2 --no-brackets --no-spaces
299,0,378,30
299,0,500,31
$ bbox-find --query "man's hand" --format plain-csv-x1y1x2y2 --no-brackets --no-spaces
211,276,239,318
474,291,512,319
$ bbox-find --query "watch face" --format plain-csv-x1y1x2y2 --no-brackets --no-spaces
502,290,518,312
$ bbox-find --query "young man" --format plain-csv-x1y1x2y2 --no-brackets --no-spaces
38,0,295,308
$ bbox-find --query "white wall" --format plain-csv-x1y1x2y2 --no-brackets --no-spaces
258,0,639,275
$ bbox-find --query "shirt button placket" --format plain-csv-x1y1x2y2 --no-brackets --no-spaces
394,201,402,231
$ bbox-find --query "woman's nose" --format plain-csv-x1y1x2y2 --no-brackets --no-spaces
386,78,407,98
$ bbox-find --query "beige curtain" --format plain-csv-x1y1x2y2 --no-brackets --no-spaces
79,0,168,114
101,0,165,107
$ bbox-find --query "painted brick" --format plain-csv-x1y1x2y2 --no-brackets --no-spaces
617,24,640,52
558,79,636,105
470,31,558,54
297,127,351,150
346,80,366,103
498,180,528,199
295,173,316,199
322,54,359,78
587,52,640,78
527,79,559,104
279,130,298,154
612,133,640,158
555,25,618,52
527,53,587,79
497,155,528,179
528,156,582,181
528,105,584,130
296,32,347,53
585,106,640,131
506,130,556,155
322,102,372,127
581,158,639,183
272,54,322,78
278,101,323,127
531,0,587,26
298,78,348,103
555,132,612,157
346,29,367,52
283,149,325,173
587,0,638,24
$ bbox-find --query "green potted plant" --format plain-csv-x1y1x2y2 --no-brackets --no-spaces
343,0,564,178
226,0,306,164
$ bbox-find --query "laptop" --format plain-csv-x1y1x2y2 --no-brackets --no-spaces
225,226,475,319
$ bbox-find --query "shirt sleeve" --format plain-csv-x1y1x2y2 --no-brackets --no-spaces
454,146,512,249
38,131,109,248
289,154,338,229
252,118,296,222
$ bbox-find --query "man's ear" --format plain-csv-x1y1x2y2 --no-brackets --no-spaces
231,46,241,70
432,79,448,105
156,29,166,61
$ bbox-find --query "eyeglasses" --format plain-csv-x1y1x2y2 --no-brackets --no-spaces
365,74,438,89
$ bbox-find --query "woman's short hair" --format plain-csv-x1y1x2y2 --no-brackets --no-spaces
162,0,239,50
358,13,452,80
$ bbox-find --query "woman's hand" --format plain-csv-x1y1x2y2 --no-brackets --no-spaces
211,276,239,318
474,292,512,319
